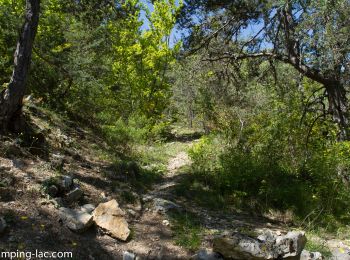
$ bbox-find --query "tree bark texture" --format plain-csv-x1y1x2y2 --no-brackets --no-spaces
0,0,40,133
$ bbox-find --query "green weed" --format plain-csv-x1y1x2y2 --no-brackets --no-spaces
169,211,203,251
305,236,332,258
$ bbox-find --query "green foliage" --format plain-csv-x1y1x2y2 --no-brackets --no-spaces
0,0,23,84
109,0,181,120
0,0,181,151
305,235,332,258
120,190,138,204
174,175,227,210
169,55,219,129
184,60,350,228
189,122,350,227
41,175,61,197
304,141,350,227
170,211,202,251
101,120,134,152
0,0,180,149
149,121,172,141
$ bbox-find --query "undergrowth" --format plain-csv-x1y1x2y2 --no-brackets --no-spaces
169,211,203,251
186,134,350,234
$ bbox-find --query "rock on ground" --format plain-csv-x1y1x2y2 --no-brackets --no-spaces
65,187,84,202
81,204,95,214
93,199,130,241
192,249,224,260
328,240,350,260
300,250,323,260
162,220,170,226
153,198,181,213
59,207,93,232
213,231,307,259
61,175,73,191
123,251,136,260
274,231,307,258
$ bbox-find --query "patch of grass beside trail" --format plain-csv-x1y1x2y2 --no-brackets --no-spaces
169,211,203,251
304,233,332,258
173,174,228,210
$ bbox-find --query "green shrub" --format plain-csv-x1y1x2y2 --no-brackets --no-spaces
188,134,350,228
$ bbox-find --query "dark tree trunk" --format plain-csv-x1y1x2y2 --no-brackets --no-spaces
326,83,349,141
281,5,350,141
0,0,40,133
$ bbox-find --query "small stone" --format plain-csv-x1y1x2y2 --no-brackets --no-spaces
65,187,83,202
123,251,136,260
300,250,323,260
153,198,181,213
162,220,170,226
127,209,137,217
62,176,73,191
12,159,25,169
59,207,93,232
275,231,307,257
192,249,224,260
100,192,109,202
81,204,95,214
0,217,7,233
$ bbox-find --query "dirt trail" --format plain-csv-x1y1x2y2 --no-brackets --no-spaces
118,142,283,259
147,150,192,199
115,145,195,259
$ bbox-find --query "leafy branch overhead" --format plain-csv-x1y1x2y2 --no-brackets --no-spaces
180,0,350,140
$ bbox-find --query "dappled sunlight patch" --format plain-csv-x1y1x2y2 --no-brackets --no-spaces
263,209,295,225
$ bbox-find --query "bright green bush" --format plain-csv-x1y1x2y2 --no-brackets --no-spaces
188,79,350,228
190,135,350,225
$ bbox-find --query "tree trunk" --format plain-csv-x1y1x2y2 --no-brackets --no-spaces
0,0,40,133
326,83,349,141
